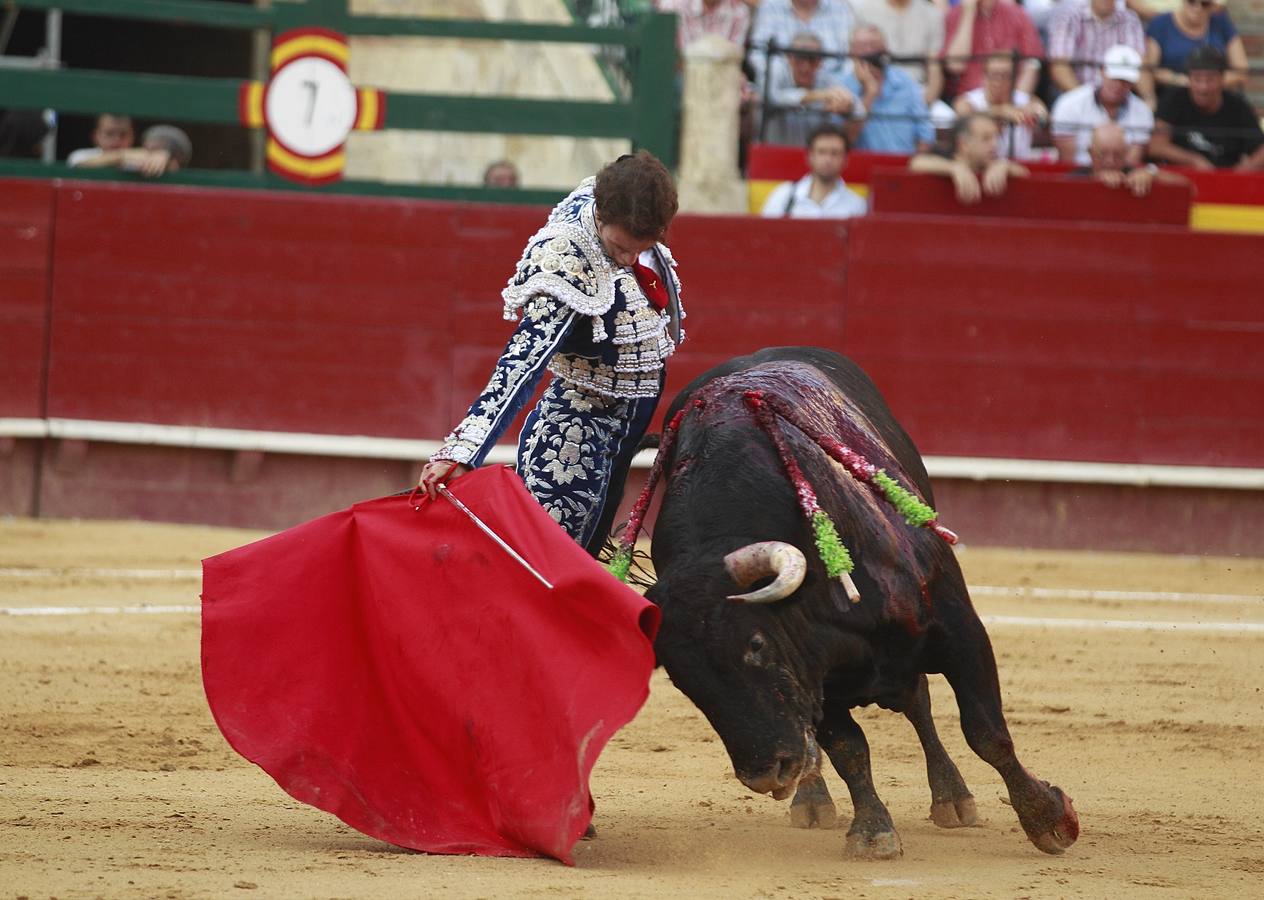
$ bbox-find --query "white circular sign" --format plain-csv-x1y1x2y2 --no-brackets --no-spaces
264,56,357,157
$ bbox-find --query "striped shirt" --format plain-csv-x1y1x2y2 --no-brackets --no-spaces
656,0,752,52
1047,2,1145,88
748,0,858,85
941,1,1044,95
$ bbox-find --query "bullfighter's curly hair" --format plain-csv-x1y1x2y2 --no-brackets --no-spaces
593,150,678,241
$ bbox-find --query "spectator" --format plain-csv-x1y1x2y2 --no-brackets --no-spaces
853,0,945,105
1143,1,1248,101
1047,0,1147,94
953,52,1047,160
842,24,935,153
70,124,192,177
67,113,135,167
909,111,1030,203
941,0,1044,97
1075,121,1188,196
483,159,520,188
0,109,50,159
1050,44,1154,165
761,31,864,147
1148,45,1264,170
656,0,752,51
760,123,868,218
747,0,856,87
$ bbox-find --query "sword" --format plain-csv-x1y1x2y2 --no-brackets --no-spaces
432,483,554,590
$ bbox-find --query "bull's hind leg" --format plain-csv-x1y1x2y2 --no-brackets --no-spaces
932,605,1079,854
903,673,977,828
789,771,839,829
817,700,902,859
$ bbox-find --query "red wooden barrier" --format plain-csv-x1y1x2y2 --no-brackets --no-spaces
0,179,54,419
843,215,1263,467
747,144,1264,207
3,175,1263,551
38,181,851,442
869,171,1192,225
45,182,541,439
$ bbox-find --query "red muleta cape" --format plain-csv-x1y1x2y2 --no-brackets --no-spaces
201,465,660,864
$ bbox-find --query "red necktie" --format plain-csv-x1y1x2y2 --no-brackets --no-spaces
632,261,669,311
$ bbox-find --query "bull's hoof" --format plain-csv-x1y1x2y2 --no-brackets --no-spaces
1028,790,1079,855
930,796,978,828
844,828,903,860
790,797,838,829
789,775,838,829
581,822,597,841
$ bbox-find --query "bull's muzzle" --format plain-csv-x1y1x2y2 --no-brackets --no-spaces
725,541,806,603
737,732,820,800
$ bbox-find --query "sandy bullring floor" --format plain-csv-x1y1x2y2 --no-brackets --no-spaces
1,517,1262,899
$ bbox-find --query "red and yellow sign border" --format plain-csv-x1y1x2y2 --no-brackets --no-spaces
237,27,386,186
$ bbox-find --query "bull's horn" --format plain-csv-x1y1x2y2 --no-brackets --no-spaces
725,541,807,603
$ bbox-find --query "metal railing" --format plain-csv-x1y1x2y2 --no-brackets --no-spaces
752,42,1264,156
0,0,678,201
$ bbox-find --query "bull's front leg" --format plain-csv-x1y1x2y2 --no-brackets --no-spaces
789,771,838,829
902,673,977,828
817,700,902,859
934,606,1079,854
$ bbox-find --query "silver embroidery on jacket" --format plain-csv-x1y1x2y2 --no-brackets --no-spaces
433,178,685,466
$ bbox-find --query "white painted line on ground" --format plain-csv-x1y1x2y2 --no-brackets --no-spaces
981,615,1264,634
1,605,200,616
3,605,1262,635
970,585,1261,605
0,567,201,579
1,567,1260,607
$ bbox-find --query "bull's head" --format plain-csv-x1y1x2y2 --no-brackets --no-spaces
649,539,838,802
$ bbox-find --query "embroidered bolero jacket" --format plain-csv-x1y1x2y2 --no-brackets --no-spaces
431,177,685,468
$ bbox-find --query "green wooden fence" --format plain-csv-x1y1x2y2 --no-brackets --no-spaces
0,0,677,202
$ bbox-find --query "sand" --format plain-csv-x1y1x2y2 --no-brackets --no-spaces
1,517,1262,899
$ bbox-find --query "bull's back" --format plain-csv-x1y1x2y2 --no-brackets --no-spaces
667,348,933,502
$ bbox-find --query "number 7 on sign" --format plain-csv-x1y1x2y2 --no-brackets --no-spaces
237,27,387,185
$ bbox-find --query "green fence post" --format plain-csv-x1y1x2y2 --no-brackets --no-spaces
630,12,678,169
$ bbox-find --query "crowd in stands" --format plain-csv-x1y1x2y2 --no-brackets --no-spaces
655,0,1264,217
0,109,191,176
5,1,1261,205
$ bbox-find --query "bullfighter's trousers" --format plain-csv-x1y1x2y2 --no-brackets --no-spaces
517,374,661,557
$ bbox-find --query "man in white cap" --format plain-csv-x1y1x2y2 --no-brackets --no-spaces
1050,44,1154,166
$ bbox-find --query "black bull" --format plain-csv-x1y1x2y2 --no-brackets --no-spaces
644,347,1079,858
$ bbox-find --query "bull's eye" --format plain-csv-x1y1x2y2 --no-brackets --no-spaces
744,632,767,665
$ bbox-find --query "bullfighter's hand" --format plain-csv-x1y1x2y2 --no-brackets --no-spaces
981,159,1010,198
952,161,982,204
418,460,471,501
